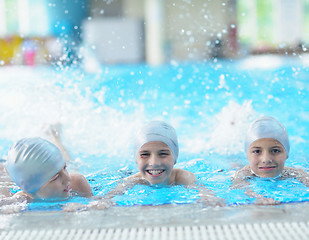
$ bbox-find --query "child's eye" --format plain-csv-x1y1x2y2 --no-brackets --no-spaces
51,174,59,182
272,149,281,153
159,152,169,157
252,150,260,154
63,164,69,173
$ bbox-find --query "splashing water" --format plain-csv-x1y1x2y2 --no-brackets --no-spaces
1,56,309,209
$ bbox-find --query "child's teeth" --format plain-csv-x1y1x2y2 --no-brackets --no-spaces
149,170,163,175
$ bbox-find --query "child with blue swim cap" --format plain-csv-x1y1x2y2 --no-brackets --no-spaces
6,137,93,201
89,120,224,209
232,116,309,204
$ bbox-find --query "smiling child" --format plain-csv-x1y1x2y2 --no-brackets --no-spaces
87,120,224,210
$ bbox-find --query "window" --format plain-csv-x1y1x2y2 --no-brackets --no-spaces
237,0,308,51
0,0,49,37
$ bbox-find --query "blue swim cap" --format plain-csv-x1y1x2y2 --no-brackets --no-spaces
245,116,290,156
6,137,65,193
134,121,179,163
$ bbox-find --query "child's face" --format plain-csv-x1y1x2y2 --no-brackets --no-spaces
33,164,71,199
136,141,175,185
247,138,287,178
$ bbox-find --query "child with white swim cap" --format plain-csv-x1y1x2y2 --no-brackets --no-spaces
6,137,93,201
132,120,190,185
232,116,309,204
89,120,224,209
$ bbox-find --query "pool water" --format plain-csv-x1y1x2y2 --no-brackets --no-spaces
0,55,309,211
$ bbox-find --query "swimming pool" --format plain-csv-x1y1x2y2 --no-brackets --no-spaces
0,55,309,236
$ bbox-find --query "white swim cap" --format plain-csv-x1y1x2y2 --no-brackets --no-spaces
6,137,65,193
134,121,179,163
244,116,290,156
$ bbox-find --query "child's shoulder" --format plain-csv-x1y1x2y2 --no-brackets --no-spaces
70,172,88,183
281,167,308,178
172,168,196,185
13,191,31,202
230,165,254,189
70,172,93,197
124,172,148,185
232,165,253,179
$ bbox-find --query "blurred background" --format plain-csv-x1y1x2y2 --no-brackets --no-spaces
0,0,308,67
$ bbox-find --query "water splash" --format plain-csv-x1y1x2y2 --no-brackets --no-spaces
181,100,256,155
0,66,145,159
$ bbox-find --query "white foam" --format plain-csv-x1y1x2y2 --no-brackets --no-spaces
0,66,145,158
181,100,256,155
0,67,257,159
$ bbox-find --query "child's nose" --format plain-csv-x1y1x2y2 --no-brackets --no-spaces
148,154,159,166
261,152,273,163
61,169,71,184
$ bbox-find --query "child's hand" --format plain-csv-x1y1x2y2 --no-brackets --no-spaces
255,196,280,205
62,202,88,212
198,194,226,207
41,122,62,140
245,189,280,205
0,200,27,214
62,199,115,212
88,199,115,210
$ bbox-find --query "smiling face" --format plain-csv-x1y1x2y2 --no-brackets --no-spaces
247,138,288,178
136,141,175,185
33,164,71,199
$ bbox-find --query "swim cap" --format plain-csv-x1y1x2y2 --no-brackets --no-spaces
244,116,290,156
134,121,179,163
6,137,65,193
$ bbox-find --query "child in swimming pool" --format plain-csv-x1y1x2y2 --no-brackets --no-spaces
88,120,224,209
5,137,93,202
231,116,309,204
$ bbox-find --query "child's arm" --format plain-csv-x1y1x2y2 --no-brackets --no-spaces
174,169,225,207
64,173,145,212
0,163,13,198
231,165,279,205
194,184,226,207
0,194,28,214
85,173,146,210
42,123,72,162
284,167,309,187
244,189,279,205
0,192,27,205
101,173,147,200
230,165,252,189
70,173,93,198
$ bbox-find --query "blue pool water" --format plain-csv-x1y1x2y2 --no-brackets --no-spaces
0,55,309,211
